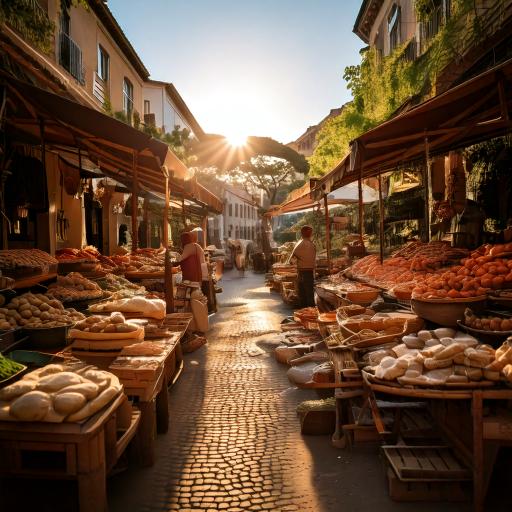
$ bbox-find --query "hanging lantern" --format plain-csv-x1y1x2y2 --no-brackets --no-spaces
17,204,29,218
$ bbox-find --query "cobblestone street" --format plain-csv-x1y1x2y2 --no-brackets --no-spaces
108,271,463,512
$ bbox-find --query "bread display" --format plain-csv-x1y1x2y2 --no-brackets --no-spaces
0,249,58,272
365,329,507,386
89,296,166,320
0,364,122,423
47,272,104,302
0,293,85,330
71,313,142,336
98,273,146,298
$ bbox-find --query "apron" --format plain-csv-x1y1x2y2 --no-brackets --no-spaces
180,244,203,282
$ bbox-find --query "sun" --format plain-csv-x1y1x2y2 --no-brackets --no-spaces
225,132,248,147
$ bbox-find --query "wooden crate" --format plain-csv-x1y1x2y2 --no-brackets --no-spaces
382,445,471,502
0,394,138,512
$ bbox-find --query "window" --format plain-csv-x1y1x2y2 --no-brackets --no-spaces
388,4,401,53
229,203,233,216
235,204,238,217
123,78,134,118
144,100,150,115
229,225,233,237
97,45,109,82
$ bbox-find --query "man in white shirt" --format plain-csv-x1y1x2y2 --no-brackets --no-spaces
287,225,316,307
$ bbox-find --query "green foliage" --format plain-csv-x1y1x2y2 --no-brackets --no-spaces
114,110,130,124
465,137,512,227
229,156,299,205
132,110,141,130
309,0,492,177
162,127,198,167
1,0,55,53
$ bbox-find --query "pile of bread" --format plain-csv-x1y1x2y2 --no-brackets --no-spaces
0,293,85,330
47,272,104,302
71,313,140,334
89,296,166,320
366,328,512,386
0,249,57,272
0,364,122,423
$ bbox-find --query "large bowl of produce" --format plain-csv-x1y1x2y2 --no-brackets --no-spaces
411,296,487,328
457,308,512,346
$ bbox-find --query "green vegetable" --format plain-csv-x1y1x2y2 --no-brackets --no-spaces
0,354,24,380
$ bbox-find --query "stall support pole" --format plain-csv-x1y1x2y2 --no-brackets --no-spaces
378,174,385,264
424,136,432,243
202,216,208,249
143,197,150,248
165,248,175,314
131,151,139,252
358,175,364,244
323,194,332,274
163,172,169,248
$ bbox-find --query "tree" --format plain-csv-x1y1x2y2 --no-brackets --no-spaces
230,156,303,205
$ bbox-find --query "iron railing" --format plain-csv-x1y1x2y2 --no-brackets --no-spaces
59,31,85,85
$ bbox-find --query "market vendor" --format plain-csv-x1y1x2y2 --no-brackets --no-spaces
450,199,485,249
287,225,316,307
178,231,213,309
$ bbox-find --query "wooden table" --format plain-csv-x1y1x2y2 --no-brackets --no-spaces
109,333,183,466
0,393,139,512
363,377,512,512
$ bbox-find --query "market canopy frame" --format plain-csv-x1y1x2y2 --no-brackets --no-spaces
1,74,223,215
312,57,512,199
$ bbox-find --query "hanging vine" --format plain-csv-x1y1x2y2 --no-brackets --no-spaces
0,0,55,53
309,0,504,176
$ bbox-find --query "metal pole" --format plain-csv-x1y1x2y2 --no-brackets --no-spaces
131,151,138,252
323,194,332,274
378,174,385,264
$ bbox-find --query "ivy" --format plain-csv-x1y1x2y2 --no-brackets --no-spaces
0,0,55,53
309,0,501,177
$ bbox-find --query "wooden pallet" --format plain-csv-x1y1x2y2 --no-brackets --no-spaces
382,445,472,481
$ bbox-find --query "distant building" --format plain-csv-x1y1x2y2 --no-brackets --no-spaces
207,181,260,246
143,80,205,139
287,107,344,157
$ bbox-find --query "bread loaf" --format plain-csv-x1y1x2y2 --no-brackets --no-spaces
435,343,465,360
54,392,87,415
10,391,51,421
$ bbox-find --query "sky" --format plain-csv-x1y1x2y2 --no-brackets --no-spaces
108,0,364,144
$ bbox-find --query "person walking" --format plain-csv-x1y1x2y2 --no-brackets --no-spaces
287,225,316,307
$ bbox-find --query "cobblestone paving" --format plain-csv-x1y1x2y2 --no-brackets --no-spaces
109,271,467,512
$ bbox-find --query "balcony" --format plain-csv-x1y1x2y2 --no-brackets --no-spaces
401,38,418,63
420,6,444,52
59,31,85,85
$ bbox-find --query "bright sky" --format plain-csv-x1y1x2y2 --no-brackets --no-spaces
108,0,364,144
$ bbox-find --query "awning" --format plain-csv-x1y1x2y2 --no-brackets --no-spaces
268,180,378,216
2,74,223,214
312,57,512,199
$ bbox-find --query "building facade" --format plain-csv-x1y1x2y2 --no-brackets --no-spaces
288,107,344,157
208,182,260,246
143,80,205,139
353,0,512,91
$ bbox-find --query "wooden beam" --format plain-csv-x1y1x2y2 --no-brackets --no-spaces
202,216,208,249
324,194,332,274
143,197,150,248
423,137,431,243
131,151,138,252
163,170,169,248
358,174,364,244
378,174,384,264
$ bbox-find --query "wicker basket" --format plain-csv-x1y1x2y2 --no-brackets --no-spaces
344,289,380,305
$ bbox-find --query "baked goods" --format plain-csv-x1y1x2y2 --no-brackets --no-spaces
0,249,57,273
47,272,104,302
0,365,121,423
0,293,85,329
89,296,166,320
72,313,139,334
464,308,512,331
